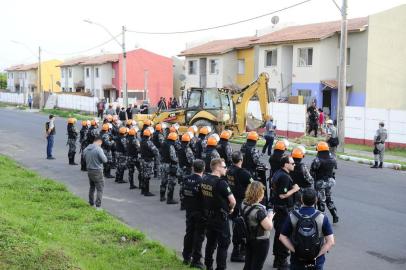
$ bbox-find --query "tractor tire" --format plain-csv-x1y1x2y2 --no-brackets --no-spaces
192,119,216,134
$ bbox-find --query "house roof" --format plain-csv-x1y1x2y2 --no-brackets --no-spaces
58,56,90,67
179,36,260,56
80,53,119,66
321,80,338,89
5,63,38,71
5,65,24,71
253,17,368,45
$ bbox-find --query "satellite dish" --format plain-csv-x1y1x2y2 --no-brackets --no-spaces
178,74,186,81
271,16,279,25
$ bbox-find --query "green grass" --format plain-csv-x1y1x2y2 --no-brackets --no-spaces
344,143,406,158
41,108,95,121
0,155,189,270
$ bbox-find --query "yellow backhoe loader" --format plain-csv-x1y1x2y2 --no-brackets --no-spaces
134,72,271,135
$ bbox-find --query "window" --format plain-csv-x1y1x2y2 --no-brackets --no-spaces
188,60,197,75
187,90,201,108
266,50,277,66
346,48,350,65
298,48,313,66
203,88,221,109
61,70,64,78
269,88,277,99
238,59,245,75
86,68,90,78
68,68,72,78
298,89,312,104
209,59,218,74
69,87,72,92
95,68,99,78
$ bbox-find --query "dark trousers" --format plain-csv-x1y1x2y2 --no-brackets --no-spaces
97,109,104,118
183,210,205,263
290,263,324,270
88,169,104,207
46,135,54,158
273,210,289,259
243,239,270,270
308,122,318,137
205,218,231,270
262,136,274,156
28,101,32,109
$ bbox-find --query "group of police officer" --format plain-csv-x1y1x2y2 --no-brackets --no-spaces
66,115,339,270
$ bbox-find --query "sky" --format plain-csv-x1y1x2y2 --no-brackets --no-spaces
1,0,405,71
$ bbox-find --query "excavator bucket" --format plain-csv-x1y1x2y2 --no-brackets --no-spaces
246,113,264,131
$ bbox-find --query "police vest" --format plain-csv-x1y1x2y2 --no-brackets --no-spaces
161,140,176,164
101,132,112,150
315,155,336,180
80,128,88,144
67,124,77,139
201,175,229,212
140,139,155,160
115,136,126,153
182,174,203,211
178,143,192,168
204,147,219,173
242,142,256,170
291,162,312,188
218,140,231,165
87,127,97,144
152,132,162,149
127,136,139,157
269,150,284,174
45,121,56,135
195,136,205,159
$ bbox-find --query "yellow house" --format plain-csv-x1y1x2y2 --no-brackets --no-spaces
236,47,255,87
39,59,62,92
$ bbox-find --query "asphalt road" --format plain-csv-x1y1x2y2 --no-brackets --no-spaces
0,108,406,270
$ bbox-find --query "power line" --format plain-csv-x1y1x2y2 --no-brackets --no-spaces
127,0,312,35
42,33,122,56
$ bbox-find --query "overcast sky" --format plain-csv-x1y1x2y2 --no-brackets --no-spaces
1,0,405,71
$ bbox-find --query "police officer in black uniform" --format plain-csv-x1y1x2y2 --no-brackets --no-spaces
152,123,165,152
127,128,141,189
269,140,287,177
178,132,195,210
181,159,206,269
272,155,300,269
100,123,115,178
311,141,339,223
79,120,90,171
226,151,254,262
67,118,78,165
195,127,209,159
201,158,236,270
290,147,314,209
217,130,233,167
203,136,220,174
241,131,261,178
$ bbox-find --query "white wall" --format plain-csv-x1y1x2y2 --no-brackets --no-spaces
222,51,237,87
56,94,99,112
292,41,321,83
319,36,339,80
184,57,200,89
206,56,222,87
257,45,282,94
0,92,25,104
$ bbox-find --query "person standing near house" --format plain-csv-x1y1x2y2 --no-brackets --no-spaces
97,100,105,119
131,104,139,116
172,97,179,108
325,120,339,157
262,115,276,156
168,97,173,109
118,107,128,121
371,122,388,169
66,117,78,165
140,100,149,114
126,104,133,120
45,114,56,160
318,108,325,135
307,101,319,137
28,94,33,109
105,104,116,116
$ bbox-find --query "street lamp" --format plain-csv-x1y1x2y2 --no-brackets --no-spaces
83,20,128,107
11,40,43,109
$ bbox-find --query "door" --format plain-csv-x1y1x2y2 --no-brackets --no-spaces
199,58,207,88
322,89,331,114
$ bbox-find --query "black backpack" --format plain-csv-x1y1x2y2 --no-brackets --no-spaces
291,210,324,262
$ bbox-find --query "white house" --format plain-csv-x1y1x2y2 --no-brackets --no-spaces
59,57,89,93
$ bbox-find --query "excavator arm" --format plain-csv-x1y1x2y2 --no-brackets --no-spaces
231,72,270,134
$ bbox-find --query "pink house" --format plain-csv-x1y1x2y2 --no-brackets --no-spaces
116,48,173,106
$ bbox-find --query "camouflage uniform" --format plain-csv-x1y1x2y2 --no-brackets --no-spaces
79,126,89,171
195,134,207,159
177,141,195,209
152,130,164,152
241,141,261,179
373,126,388,165
217,139,233,167
110,123,120,169
67,123,78,165
160,140,179,203
311,151,339,223
290,160,314,209
114,134,128,183
140,136,160,196
127,135,141,189
101,130,115,178
202,145,220,173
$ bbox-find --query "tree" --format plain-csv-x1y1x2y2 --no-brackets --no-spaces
0,73,7,89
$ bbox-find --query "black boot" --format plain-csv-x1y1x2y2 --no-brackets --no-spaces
71,152,78,165
104,166,115,178
329,208,339,224
371,161,378,168
230,245,245,262
160,191,166,202
144,179,155,197
68,154,73,165
379,162,383,168
166,190,178,204
129,173,137,189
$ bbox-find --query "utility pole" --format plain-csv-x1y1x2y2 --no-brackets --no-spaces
122,26,128,107
337,0,347,152
38,46,43,109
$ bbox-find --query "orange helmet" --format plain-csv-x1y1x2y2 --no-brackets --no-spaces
220,130,231,140
81,120,88,127
155,123,162,132
207,137,218,146
143,119,151,127
128,128,136,136
199,126,209,135
101,123,109,131
274,141,287,151
181,133,191,142
119,127,128,135
291,148,304,159
316,141,330,152
188,126,198,134
143,129,152,137
106,114,113,122
169,126,176,133
67,117,76,124
167,132,178,141
247,131,259,141
126,119,133,126
90,120,97,126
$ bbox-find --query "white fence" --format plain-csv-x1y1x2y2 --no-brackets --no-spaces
56,94,99,113
345,107,406,145
248,101,306,136
0,92,25,104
